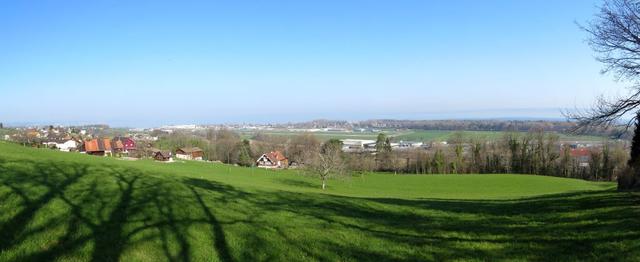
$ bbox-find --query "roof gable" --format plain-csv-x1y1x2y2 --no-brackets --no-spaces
177,147,203,154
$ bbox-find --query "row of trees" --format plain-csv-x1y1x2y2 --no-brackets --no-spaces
378,142,626,182
156,128,628,186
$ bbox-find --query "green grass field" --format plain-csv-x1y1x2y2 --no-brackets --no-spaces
0,141,637,261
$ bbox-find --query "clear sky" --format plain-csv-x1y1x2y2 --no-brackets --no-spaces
0,0,629,127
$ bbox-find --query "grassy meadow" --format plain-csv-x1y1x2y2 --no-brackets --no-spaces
0,141,638,261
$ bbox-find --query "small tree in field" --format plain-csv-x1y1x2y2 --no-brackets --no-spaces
307,139,348,190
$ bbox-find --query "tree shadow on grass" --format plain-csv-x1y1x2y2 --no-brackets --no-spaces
0,159,208,261
255,190,640,261
0,159,88,252
0,156,639,261
182,177,640,261
274,177,318,189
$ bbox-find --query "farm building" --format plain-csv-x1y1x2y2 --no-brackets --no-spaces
81,138,112,156
393,141,424,150
570,147,592,167
256,151,289,169
112,136,136,153
111,140,125,154
175,147,204,160
153,151,172,162
51,139,79,152
340,139,376,152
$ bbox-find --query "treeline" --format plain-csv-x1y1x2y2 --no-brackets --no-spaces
155,129,627,181
365,131,628,181
153,129,254,166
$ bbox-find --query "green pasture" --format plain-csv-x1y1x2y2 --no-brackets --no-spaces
0,141,636,261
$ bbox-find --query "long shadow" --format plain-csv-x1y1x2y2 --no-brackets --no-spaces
275,177,318,189
184,177,637,261
188,185,234,262
0,160,88,252
0,159,198,261
153,187,191,262
1,155,638,261
208,184,638,261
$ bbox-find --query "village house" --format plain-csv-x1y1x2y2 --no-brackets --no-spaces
570,147,592,167
112,136,136,153
57,139,79,152
153,150,173,162
111,139,125,154
26,129,41,139
175,147,204,160
81,138,112,156
43,139,79,152
256,151,289,168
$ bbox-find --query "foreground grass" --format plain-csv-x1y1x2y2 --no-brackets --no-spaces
0,142,638,261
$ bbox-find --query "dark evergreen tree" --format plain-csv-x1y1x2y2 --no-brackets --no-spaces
375,133,387,152
628,112,640,168
620,112,640,190
323,139,343,153
236,139,253,167
383,138,392,152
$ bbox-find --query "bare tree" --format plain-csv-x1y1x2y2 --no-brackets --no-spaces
569,0,640,189
570,0,640,129
207,129,241,163
306,139,348,190
287,133,321,165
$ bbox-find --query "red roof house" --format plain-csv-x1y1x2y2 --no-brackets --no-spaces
256,151,289,168
82,138,112,156
112,136,136,153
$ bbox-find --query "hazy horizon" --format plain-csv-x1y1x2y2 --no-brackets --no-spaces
1,107,573,128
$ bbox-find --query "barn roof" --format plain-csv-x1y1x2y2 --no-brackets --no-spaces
177,147,203,153
155,151,172,158
112,140,124,149
570,148,591,157
266,151,287,161
83,138,112,152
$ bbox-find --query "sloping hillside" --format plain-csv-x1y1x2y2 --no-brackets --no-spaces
0,141,637,261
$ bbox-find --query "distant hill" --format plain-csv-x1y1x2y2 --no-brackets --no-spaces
275,119,630,138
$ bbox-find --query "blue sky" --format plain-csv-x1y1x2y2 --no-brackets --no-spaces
0,0,629,127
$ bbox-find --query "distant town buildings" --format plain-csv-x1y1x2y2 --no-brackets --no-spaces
340,139,377,152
